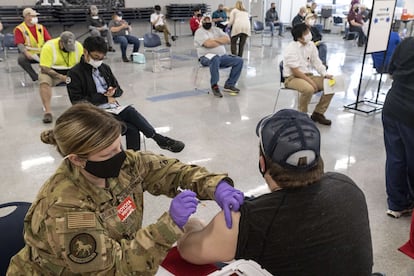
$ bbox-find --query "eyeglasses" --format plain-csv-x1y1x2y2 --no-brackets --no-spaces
87,51,105,61
89,54,105,61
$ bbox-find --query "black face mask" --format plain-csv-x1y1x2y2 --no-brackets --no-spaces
355,8,359,13
203,22,212,30
62,47,69,53
197,13,202,18
272,7,276,11
218,9,223,12
84,150,126,179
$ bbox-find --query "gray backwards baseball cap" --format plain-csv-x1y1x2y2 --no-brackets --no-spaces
256,109,320,171
60,31,76,52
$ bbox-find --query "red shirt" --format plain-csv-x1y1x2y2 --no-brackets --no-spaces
189,16,201,33
14,23,52,45
347,11,363,25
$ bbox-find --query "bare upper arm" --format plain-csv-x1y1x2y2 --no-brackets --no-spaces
177,211,240,265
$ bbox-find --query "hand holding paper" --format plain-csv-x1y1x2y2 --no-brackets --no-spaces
323,75,345,95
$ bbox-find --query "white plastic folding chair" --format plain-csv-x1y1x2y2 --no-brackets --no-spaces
193,59,210,92
273,61,300,112
143,33,172,73
252,20,272,47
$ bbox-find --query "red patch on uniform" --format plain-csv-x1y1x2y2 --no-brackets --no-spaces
117,196,137,222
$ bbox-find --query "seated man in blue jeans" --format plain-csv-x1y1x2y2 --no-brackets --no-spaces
194,15,243,98
108,11,140,62
265,2,283,37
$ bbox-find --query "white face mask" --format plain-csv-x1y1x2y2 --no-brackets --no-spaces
307,19,316,26
92,15,99,19
303,32,313,43
88,58,103,69
117,16,122,21
30,17,38,24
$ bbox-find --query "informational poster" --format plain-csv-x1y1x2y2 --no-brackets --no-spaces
366,0,396,53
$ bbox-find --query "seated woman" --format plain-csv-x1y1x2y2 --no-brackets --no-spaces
88,5,115,52
7,102,243,275
67,36,185,153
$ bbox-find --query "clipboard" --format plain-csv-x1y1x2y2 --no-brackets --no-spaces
323,75,345,95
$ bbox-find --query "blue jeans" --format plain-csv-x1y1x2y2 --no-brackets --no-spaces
317,42,327,66
266,22,283,36
113,35,140,58
382,113,414,211
115,106,155,151
199,54,243,87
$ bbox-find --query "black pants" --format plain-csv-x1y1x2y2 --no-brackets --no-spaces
216,22,227,32
231,33,248,57
349,25,366,46
115,106,155,150
18,53,38,81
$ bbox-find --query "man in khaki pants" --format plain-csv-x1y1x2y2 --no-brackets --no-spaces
283,23,334,125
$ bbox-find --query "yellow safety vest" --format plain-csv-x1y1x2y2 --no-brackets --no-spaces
14,22,45,55
40,37,82,70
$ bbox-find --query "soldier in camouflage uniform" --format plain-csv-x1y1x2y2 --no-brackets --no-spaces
7,103,244,275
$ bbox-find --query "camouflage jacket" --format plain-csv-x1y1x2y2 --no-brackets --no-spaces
7,150,231,275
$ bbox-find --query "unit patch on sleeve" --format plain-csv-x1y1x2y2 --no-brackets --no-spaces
68,233,97,264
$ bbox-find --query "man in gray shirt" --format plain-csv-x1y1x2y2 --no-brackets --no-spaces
108,11,140,62
265,2,283,37
194,15,243,98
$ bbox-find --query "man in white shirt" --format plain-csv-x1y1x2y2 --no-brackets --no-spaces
194,15,243,98
283,23,334,125
150,5,176,47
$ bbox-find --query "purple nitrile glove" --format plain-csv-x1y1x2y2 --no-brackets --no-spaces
169,190,198,228
214,181,244,229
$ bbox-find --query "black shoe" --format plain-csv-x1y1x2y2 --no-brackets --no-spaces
171,35,177,41
156,136,185,153
211,85,223,98
122,56,130,62
108,47,116,52
42,113,53,124
223,85,240,95
311,112,332,126
166,42,172,47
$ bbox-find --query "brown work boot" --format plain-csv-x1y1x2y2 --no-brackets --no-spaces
311,112,331,126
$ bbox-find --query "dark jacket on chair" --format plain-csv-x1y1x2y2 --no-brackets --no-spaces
67,57,123,105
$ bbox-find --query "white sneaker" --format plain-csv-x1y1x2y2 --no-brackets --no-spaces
386,208,413,218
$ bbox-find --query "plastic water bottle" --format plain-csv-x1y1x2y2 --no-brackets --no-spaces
401,28,407,39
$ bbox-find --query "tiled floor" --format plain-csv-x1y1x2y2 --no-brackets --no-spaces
0,24,413,275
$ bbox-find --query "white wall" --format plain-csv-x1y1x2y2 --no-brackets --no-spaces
279,0,307,24
405,0,414,13
125,0,229,10
0,0,35,5
0,0,307,21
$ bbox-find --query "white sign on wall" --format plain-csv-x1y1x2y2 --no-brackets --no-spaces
366,0,396,53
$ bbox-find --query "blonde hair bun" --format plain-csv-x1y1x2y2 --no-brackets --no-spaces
40,129,57,145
